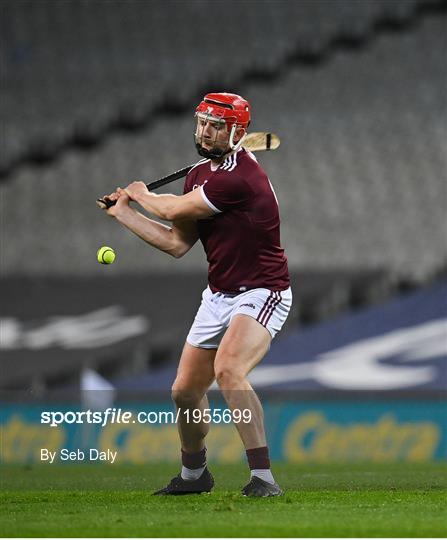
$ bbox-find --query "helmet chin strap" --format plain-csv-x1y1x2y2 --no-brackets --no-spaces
228,124,245,152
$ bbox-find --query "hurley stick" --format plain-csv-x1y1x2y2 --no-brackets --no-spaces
96,132,280,209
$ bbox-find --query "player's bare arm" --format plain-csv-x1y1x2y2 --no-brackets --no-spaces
105,188,199,258
124,181,215,221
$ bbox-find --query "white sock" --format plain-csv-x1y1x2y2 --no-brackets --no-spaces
181,465,206,481
251,469,275,485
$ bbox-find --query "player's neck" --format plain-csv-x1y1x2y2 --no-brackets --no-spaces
210,147,241,169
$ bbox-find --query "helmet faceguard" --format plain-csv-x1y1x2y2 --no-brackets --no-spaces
194,92,251,159
194,111,232,159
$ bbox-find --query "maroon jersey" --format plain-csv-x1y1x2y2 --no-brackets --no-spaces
184,148,290,294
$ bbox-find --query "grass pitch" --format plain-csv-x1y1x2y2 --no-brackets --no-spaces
1,462,446,537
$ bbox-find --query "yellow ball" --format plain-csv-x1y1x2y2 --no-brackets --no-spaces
97,246,116,265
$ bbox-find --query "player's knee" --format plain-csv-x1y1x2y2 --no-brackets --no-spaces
215,366,244,389
171,385,201,407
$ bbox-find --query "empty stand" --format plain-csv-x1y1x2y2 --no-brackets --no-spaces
1,0,438,175
1,9,445,283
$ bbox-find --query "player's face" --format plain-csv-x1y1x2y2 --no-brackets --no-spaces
195,115,230,154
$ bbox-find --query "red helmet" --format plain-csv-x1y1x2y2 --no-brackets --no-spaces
195,92,251,129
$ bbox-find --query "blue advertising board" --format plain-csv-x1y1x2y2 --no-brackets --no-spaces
1,400,445,464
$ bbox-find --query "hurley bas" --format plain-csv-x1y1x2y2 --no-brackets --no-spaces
41,448,117,464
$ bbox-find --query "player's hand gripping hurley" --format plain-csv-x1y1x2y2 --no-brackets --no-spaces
96,132,280,209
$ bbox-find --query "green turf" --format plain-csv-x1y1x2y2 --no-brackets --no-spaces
1,462,446,537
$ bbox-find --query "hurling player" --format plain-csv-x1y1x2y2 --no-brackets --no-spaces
104,92,292,497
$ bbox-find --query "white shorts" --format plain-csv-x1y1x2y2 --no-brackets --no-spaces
186,286,293,349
